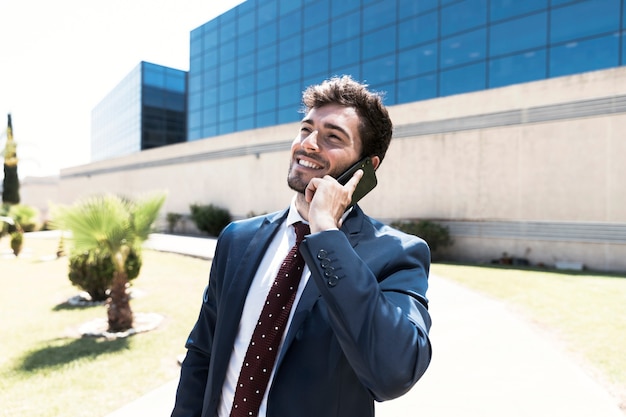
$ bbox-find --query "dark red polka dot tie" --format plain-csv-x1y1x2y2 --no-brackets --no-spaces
229,222,310,417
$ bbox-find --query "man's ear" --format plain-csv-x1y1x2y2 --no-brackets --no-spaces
371,155,381,171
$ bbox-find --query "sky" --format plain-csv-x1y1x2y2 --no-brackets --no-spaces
0,0,244,178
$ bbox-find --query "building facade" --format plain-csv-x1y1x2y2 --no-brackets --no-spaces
22,0,626,271
187,0,625,140
91,61,187,162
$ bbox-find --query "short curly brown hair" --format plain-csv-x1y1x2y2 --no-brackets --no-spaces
301,75,393,165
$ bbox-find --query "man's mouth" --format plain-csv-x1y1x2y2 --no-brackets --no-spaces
297,158,323,170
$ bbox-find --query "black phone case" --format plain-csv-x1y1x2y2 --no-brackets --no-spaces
335,157,378,206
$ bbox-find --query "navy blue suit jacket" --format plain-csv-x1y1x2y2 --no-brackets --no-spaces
171,206,432,417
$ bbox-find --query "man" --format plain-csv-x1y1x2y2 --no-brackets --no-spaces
171,76,432,417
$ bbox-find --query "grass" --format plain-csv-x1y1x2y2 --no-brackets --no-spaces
0,234,209,417
431,262,626,409
2,235,625,415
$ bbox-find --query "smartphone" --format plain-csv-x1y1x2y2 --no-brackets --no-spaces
335,157,378,206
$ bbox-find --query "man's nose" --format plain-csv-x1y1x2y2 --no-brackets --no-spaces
301,130,319,151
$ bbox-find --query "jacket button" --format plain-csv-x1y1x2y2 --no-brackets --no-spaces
324,266,335,277
327,275,340,287
317,249,328,260
320,258,331,268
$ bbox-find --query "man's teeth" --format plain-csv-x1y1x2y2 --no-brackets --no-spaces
299,159,321,169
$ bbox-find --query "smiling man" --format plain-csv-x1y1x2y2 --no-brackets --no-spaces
171,75,432,417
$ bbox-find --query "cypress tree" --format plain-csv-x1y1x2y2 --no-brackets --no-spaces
2,114,20,204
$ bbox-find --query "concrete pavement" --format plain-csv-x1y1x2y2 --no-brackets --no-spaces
105,233,625,417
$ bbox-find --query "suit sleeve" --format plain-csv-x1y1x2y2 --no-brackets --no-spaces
300,228,432,402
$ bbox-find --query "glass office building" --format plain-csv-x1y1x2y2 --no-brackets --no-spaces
91,61,187,162
187,0,625,141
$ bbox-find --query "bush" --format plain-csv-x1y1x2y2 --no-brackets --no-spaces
189,203,231,237
390,219,453,254
166,212,183,233
8,204,40,232
68,248,142,301
10,231,23,256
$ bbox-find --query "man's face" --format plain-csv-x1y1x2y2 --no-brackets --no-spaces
287,104,363,193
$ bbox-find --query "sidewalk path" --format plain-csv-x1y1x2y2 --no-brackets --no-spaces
104,234,625,417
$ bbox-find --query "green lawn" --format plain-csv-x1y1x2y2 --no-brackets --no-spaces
432,262,626,409
1,235,625,416
0,235,208,417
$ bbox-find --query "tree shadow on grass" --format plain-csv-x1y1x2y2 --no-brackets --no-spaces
16,336,129,372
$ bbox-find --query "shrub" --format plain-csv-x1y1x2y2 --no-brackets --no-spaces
10,231,23,256
390,219,453,254
68,248,142,302
189,203,231,237
166,212,183,233
8,204,40,232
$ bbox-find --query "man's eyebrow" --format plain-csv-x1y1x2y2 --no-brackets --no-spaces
300,118,350,138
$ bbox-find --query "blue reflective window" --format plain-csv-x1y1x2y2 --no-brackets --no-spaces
257,89,277,113
440,28,486,68
489,0,546,22
220,40,236,62
259,1,278,25
257,43,278,69
203,106,218,125
278,106,301,124
489,49,546,88
279,0,301,15
188,74,202,94
550,0,621,44
399,11,438,50
377,81,396,105
623,32,626,66
363,26,396,60
218,119,235,136
257,67,277,90
304,23,329,52
219,99,235,120
238,11,255,36
549,34,620,77
280,10,301,37
190,54,202,73
279,34,302,62
188,110,202,131
165,73,186,92
279,59,301,83
441,0,488,37
331,11,360,43
397,74,437,103
440,62,486,96
220,61,235,83
257,20,277,47
398,43,438,78
331,38,360,68
238,31,256,56
363,1,397,32
220,80,235,101
237,115,255,131
203,86,218,107
490,13,547,56
399,0,438,17
190,29,203,58
203,67,218,86
238,95,255,117
257,110,277,128
303,0,329,29
333,64,361,81
278,81,301,108
143,65,164,88
237,73,255,96
201,125,217,139
333,0,360,16
203,28,218,50
304,49,329,79
362,54,396,85
237,53,256,77
220,19,236,43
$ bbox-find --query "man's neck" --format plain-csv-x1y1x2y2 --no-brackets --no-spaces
294,193,310,221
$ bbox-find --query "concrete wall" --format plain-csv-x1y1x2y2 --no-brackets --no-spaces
21,67,626,271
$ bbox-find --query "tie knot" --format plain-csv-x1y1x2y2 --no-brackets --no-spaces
293,222,310,244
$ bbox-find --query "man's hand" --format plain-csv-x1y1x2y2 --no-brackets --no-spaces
304,169,364,233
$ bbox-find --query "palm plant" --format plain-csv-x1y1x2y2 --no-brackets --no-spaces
53,192,166,332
